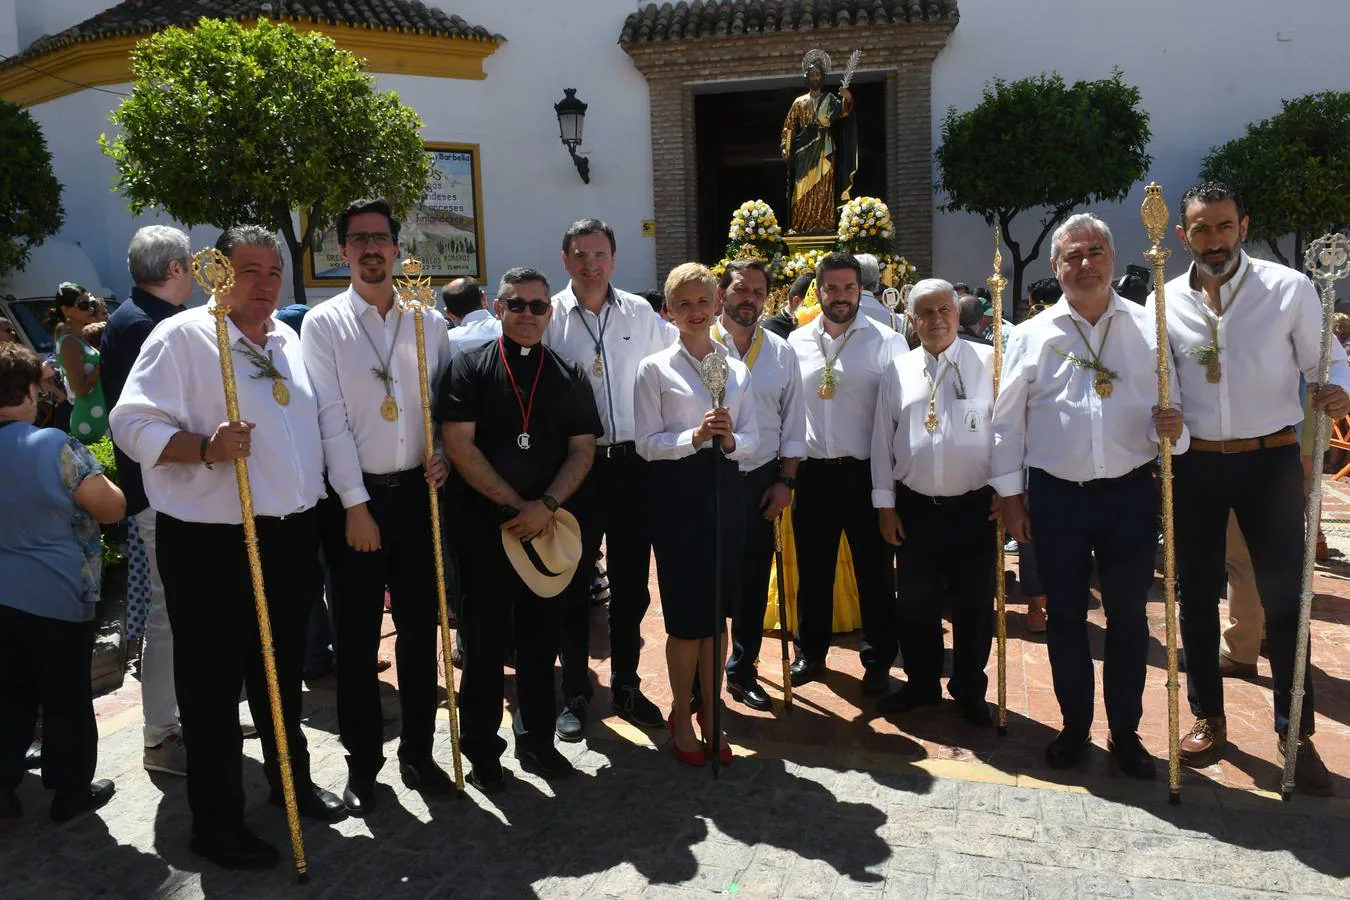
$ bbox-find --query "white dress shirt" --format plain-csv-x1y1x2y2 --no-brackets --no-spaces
109,305,325,524
301,286,451,509
872,337,995,505
714,322,808,472
546,284,673,445
634,339,758,463
860,290,899,330
1152,252,1350,441
789,313,908,460
991,292,1189,496
448,307,501,358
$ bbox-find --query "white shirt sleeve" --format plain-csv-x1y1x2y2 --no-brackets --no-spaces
778,348,808,461
871,363,898,508
108,328,190,469
634,357,697,461
990,327,1031,497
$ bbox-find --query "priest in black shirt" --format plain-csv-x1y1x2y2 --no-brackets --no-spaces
436,266,602,792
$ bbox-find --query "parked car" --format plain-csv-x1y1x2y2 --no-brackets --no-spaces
0,293,120,355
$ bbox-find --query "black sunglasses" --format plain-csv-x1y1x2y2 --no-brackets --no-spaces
505,298,551,316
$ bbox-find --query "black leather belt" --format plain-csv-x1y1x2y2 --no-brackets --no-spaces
810,456,864,467
901,484,991,506
597,441,637,460
364,466,422,488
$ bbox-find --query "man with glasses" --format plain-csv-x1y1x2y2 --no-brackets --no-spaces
546,218,671,740
301,198,453,813
438,266,601,790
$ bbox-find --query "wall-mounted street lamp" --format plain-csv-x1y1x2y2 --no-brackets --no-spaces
554,88,590,184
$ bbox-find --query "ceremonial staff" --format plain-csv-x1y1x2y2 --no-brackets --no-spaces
1283,232,1350,801
1141,184,1182,805
396,259,465,790
987,229,1008,736
773,517,793,713
193,248,309,882
700,352,731,778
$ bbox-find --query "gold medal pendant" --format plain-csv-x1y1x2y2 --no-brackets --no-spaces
924,409,939,433
1094,376,1114,399
592,353,604,377
1206,357,1222,384
817,379,836,401
272,378,291,406
380,394,399,422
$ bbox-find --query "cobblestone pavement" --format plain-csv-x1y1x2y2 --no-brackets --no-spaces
2,693,1347,899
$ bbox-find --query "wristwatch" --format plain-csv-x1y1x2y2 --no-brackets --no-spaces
541,494,560,513
200,435,213,470
776,474,796,490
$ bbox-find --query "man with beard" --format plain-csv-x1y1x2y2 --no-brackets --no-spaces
1159,181,1348,795
872,279,999,726
546,218,670,740
711,259,806,710
301,198,453,813
788,252,906,693
995,213,1186,778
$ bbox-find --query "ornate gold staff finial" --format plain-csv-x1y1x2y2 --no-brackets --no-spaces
987,227,1007,296
192,247,236,300
1142,182,1170,251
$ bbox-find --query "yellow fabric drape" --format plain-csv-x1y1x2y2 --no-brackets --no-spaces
764,502,864,634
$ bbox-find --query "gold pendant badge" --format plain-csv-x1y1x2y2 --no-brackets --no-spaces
1205,357,1222,384
272,379,291,406
924,410,939,433
380,394,399,422
1094,376,1114,399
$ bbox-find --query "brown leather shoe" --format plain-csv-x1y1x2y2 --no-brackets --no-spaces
1279,737,1334,797
1179,716,1226,767
1217,655,1258,679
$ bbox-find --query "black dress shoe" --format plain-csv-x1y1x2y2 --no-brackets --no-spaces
515,743,575,779
876,684,941,715
861,667,890,696
24,741,41,771
1107,731,1157,780
555,696,587,742
466,760,506,794
269,784,347,822
399,758,456,795
342,778,375,815
50,779,114,823
611,686,666,729
190,827,280,871
728,679,772,712
0,789,21,819
957,697,994,728
1045,728,1091,769
789,658,826,687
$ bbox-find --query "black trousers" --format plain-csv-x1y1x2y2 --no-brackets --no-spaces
894,484,996,701
457,524,558,767
0,606,96,793
558,448,652,699
157,510,318,839
321,475,440,782
1175,443,1312,736
727,462,780,684
792,457,898,670
1029,466,1157,735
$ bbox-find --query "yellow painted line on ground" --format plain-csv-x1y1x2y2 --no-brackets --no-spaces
97,707,142,739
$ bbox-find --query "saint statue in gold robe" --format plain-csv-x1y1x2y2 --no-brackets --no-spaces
780,50,859,234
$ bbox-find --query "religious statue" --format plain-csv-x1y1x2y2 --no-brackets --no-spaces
780,49,859,235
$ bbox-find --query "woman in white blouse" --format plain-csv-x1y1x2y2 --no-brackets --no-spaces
635,263,758,767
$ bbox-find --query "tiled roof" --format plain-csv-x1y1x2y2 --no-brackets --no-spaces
620,0,959,44
5,0,502,69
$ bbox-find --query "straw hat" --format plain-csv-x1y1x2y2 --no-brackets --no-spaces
500,508,584,598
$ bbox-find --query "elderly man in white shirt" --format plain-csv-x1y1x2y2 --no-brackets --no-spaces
109,226,345,872
872,279,999,727
443,276,501,357
708,259,807,711
788,252,908,695
1159,181,1349,795
993,212,1187,780
546,218,671,739
856,253,898,330
300,199,452,814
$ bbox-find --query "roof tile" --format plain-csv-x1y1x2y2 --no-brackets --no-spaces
619,0,959,44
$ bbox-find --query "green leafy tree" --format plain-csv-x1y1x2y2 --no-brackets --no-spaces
101,18,430,302
936,70,1152,304
1200,91,1350,273
0,100,65,276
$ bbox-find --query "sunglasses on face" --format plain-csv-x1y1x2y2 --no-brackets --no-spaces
504,298,550,316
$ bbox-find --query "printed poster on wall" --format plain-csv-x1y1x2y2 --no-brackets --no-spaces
305,142,485,286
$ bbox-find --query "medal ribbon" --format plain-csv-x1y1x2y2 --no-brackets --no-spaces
815,327,858,389
711,321,764,371
497,338,547,441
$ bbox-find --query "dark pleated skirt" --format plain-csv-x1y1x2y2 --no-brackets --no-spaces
647,448,746,640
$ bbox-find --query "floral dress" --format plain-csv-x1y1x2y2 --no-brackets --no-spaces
59,436,105,611
60,336,108,443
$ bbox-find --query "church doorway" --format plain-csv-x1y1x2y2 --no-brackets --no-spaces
693,78,888,266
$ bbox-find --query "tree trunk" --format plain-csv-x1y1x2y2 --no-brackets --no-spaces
272,200,308,306
1293,232,1306,275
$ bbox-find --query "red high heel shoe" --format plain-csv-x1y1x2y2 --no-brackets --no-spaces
668,714,707,767
695,710,733,766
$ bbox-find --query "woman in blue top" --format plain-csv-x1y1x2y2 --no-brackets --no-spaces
0,343,126,823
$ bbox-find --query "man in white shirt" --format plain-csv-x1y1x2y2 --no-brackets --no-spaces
301,199,452,814
444,276,501,357
993,213,1186,779
109,226,345,871
1159,181,1349,795
710,259,807,711
872,279,998,726
856,253,897,330
546,218,670,738
788,252,907,694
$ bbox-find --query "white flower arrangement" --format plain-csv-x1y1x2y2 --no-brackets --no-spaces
836,196,894,243
728,199,782,243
